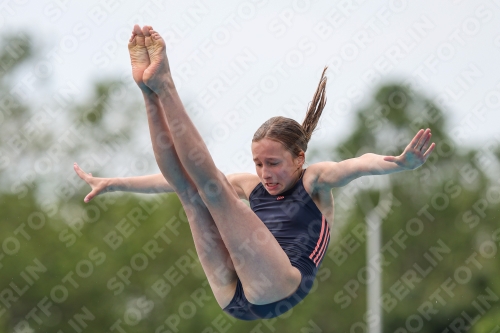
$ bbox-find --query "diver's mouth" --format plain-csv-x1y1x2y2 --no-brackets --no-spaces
265,183,279,190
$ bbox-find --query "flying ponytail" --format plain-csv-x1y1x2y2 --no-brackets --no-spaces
252,66,328,158
302,66,328,143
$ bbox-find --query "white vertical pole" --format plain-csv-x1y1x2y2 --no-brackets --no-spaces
358,178,392,333
367,209,382,333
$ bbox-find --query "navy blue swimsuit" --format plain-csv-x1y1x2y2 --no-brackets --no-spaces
222,169,331,320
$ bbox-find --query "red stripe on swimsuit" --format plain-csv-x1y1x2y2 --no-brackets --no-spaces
309,215,330,266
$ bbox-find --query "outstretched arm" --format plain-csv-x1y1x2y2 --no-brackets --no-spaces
74,163,257,202
310,128,436,188
74,163,174,202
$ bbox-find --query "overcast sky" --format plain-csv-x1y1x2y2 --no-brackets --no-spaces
5,0,500,175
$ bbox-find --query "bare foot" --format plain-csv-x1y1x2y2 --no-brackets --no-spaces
128,24,151,92
142,25,172,93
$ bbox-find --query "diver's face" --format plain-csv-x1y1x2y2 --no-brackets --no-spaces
251,138,304,195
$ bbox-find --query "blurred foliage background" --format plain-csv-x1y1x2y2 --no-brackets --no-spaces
1,33,499,333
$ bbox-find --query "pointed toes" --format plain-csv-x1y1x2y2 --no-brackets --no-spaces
133,24,143,36
142,25,151,37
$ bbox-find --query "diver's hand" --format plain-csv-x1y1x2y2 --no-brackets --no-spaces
73,162,111,203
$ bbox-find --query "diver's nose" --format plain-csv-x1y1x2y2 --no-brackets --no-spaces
261,166,272,180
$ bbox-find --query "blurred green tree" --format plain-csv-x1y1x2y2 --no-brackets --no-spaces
308,83,500,332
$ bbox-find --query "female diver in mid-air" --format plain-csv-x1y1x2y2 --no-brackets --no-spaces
74,25,436,320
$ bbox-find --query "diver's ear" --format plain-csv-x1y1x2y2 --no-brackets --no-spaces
297,151,305,167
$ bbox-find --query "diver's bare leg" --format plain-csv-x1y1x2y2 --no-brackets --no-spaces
128,25,237,308
141,26,301,304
